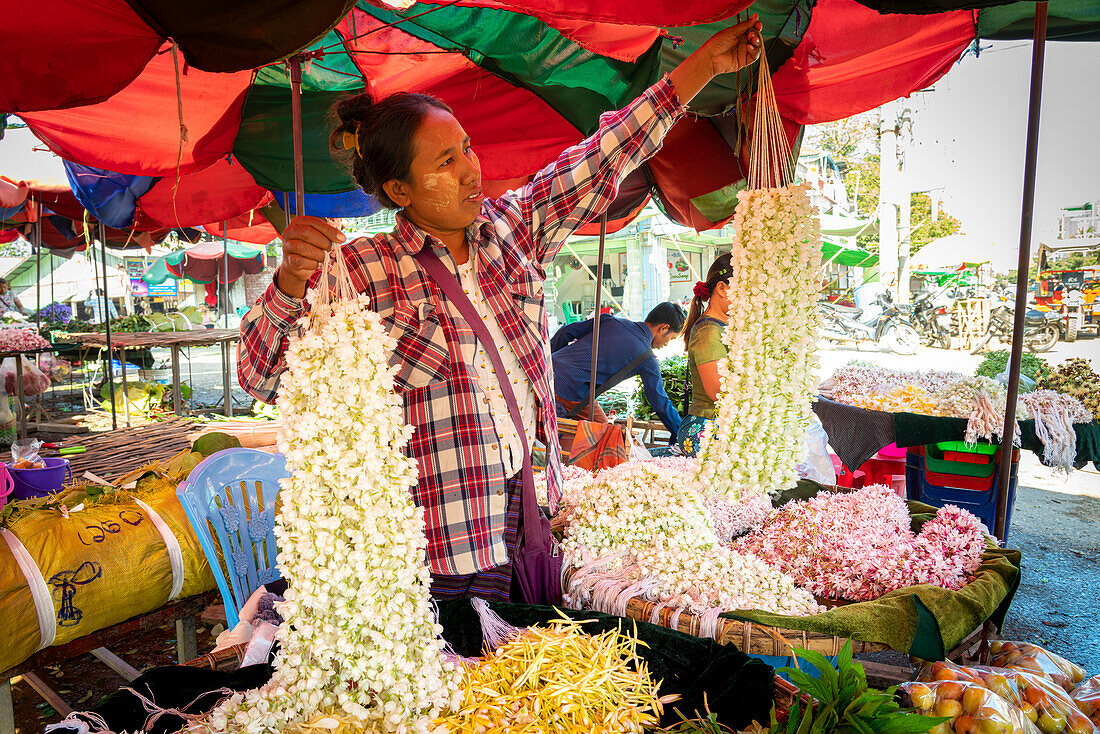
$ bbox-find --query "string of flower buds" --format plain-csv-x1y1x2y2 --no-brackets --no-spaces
201,248,458,734
695,184,822,500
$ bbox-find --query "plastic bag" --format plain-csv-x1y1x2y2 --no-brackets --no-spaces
0,356,52,396
1072,676,1100,727
37,353,71,384
796,418,837,486
900,679,1040,734
10,438,45,469
990,641,1089,693
997,367,1037,394
919,661,1097,734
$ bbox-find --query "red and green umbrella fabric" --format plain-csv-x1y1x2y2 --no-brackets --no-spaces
10,0,1099,233
142,240,265,286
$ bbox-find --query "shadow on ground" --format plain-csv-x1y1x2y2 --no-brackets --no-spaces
1001,484,1100,668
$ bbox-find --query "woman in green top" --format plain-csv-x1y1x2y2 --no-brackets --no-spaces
677,254,732,456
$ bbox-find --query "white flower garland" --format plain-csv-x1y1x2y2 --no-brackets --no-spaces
561,461,820,619
204,275,457,733
696,184,822,499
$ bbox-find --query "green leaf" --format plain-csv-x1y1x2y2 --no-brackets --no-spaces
875,715,952,734
192,432,241,457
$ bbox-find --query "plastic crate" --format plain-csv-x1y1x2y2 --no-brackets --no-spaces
905,452,1018,542
922,441,1000,478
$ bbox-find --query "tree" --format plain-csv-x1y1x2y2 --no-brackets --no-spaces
809,114,878,163
841,155,961,255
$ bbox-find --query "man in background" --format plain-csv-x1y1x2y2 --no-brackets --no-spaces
550,302,684,438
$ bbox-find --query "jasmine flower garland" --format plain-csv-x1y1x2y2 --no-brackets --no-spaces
696,184,822,499
204,257,458,733
561,461,821,619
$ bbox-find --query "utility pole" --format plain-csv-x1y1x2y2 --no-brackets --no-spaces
878,99,912,300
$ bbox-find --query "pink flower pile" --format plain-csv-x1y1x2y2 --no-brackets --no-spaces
0,328,49,353
732,485,987,601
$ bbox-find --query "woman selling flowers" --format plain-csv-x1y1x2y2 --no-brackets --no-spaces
677,254,733,456
238,19,762,601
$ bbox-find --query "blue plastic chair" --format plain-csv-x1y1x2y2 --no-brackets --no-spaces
176,448,288,628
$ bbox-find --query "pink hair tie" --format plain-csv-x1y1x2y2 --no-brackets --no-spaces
693,281,711,300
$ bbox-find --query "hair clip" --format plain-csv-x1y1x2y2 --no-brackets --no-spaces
341,128,361,158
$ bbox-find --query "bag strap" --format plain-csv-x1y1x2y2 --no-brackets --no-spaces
564,348,654,419
413,247,542,550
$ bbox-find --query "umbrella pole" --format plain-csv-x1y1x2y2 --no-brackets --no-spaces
587,213,608,420
98,222,117,430
994,1,1047,543
34,195,41,331
222,223,229,328
289,55,306,217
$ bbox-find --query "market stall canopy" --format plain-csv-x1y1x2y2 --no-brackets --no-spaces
13,1,1099,235
203,211,280,246
822,238,878,267
4,1,983,234
819,213,877,238
911,233,1018,273
0,0,358,112
63,159,272,231
162,241,265,285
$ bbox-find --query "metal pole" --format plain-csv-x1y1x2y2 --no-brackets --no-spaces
289,56,306,217
222,223,229,328
98,222,117,430
34,196,42,331
994,1,1047,543
587,213,608,420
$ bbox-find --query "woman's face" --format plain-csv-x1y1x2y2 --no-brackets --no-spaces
385,108,483,236
0,283,8,295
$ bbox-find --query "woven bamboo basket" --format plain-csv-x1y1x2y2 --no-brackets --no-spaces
184,642,250,672
562,566,889,657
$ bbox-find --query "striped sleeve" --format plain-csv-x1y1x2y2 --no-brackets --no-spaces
497,75,686,267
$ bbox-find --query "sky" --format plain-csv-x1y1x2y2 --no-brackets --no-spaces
904,39,1100,253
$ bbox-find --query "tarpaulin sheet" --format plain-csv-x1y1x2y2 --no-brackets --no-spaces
773,0,976,125
0,0,162,113
22,48,253,178
978,0,1100,40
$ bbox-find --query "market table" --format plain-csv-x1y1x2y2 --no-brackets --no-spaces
0,346,57,440
812,397,1100,471
54,330,241,420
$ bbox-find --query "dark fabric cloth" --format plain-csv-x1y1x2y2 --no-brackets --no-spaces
56,602,774,734
56,665,274,734
894,413,1100,470
550,315,682,434
429,474,523,602
812,397,896,469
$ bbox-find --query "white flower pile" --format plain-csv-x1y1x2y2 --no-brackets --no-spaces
697,184,822,499
206,280,457,733
561,461,820,619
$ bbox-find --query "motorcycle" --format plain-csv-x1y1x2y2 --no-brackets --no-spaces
908,289,953,349
818,292,921,355
970,297,1060,354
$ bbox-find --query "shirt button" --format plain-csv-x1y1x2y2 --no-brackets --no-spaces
497,487,505,496
491,443,499,451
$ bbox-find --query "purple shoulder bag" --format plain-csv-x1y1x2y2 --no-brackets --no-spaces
414,247,562,606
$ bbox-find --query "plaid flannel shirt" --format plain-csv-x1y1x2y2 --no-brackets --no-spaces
238,76,685,575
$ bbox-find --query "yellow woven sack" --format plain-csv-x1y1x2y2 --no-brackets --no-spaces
0,489,217,673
